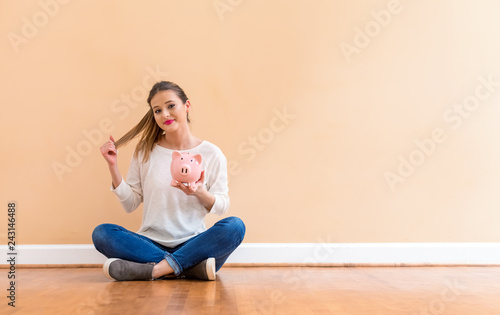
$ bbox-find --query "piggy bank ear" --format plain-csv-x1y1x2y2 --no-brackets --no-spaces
172,151,182,159
193,154,202,164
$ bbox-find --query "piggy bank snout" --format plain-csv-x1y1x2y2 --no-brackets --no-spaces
179,164,191,176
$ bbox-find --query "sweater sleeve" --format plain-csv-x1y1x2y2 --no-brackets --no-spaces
109,155,143,213
206,151,230,216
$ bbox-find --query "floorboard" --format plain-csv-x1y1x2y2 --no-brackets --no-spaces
3,266,500,314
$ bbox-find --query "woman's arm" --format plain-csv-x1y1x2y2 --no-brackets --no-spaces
172,150,230,215
172,171,216,211
101,135,122,189
109,164,122,189
101,135,143,213
193,184,216,211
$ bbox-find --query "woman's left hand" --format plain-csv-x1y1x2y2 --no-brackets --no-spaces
172,170,205,196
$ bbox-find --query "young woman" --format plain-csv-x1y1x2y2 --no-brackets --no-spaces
92,81,245,281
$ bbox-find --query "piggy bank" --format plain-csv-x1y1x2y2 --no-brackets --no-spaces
170,151,203,187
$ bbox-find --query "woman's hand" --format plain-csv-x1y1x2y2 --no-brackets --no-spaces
100,135,118,166
172,170,205,195
172,171,216,211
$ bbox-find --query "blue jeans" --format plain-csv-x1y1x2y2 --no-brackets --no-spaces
92,216,245,276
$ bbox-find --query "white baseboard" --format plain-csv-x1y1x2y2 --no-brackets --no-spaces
2,243,500,266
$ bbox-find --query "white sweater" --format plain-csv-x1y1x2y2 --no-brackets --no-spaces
110,140,229,247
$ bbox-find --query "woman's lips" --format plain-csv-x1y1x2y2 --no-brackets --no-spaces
164,119,174,125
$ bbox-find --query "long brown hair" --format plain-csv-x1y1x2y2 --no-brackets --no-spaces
114,81,190,164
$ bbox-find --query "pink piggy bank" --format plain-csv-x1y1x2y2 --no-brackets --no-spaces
170,151,203,187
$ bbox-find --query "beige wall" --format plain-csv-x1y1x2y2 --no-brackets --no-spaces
1,0,500,245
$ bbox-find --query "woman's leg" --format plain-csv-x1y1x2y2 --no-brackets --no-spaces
165,216,246,275
92,223,168,264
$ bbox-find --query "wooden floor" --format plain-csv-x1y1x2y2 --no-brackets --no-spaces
4,266,500,314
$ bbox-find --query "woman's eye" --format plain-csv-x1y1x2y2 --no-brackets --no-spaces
154,109,161,114
168,104,175,109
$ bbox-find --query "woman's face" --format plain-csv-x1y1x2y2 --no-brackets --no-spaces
150,90,190,134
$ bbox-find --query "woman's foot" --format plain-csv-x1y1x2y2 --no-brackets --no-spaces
181,258,216,281
103,258,155,281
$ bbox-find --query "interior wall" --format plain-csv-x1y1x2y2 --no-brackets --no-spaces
1,0,499,245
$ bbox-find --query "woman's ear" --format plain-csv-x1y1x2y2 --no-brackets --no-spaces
185,100,191,112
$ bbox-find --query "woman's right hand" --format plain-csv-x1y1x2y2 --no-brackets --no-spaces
100,135,118,166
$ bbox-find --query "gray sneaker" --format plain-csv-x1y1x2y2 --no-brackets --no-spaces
181,258,216,281
103,258,155,281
